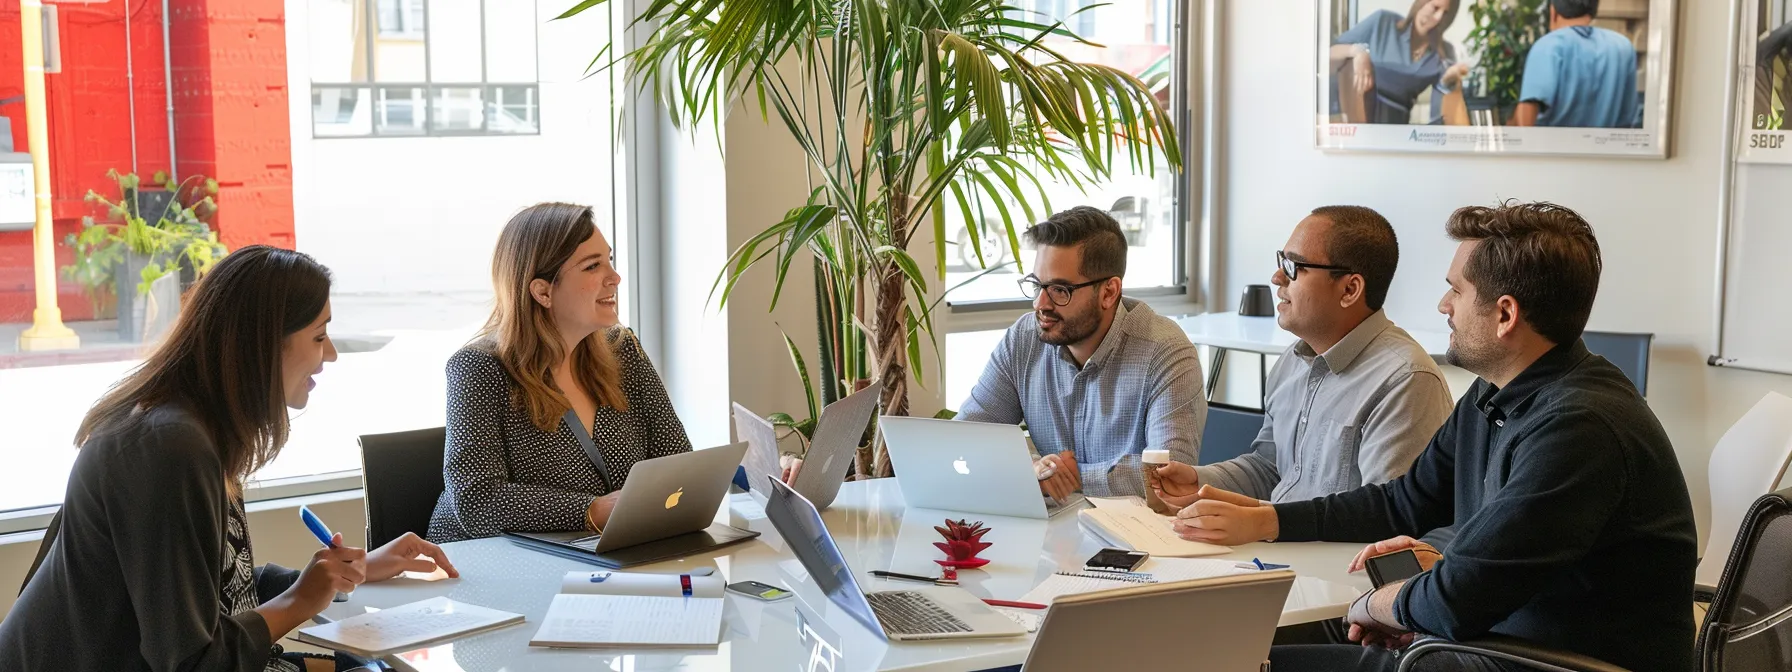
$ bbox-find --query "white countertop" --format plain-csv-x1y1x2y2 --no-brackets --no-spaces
1177,312,1451,360
319,479,1371,671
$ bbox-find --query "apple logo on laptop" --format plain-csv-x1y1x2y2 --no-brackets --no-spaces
665,487,683,509
953,458,970,475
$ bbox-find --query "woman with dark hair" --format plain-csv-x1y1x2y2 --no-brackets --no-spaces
0,246,459,672
427,202,691,543
1330,0,1470,124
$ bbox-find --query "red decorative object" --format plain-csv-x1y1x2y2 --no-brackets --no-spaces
933,519,993,569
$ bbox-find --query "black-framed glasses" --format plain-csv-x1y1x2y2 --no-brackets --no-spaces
1277,250,1354,281
1018,274,1114,306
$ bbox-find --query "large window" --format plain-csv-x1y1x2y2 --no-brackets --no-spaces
310,0,540,137
944,0,1184,305
0,0,620,524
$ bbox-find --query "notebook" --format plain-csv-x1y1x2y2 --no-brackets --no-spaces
1020,558,1254,605
529,570,727,648
294,597,524,657
1078,502,1231,557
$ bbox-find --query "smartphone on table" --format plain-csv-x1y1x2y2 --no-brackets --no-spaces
1085,547,1150,572
1364,549,1424,588
725,580,794,602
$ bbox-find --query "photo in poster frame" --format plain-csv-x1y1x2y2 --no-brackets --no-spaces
1738,0,1792,163
1315,0,1676,158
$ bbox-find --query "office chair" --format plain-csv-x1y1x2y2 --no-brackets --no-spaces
358,426,447,549
1581,331,1652,396
1696,484,1792,669
1199,402,1266,465
1398,485,1792,672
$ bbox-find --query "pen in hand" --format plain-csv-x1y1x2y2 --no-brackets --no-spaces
300,505,352,603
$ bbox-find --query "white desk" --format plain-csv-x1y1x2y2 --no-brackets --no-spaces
319,480,1369,671
1177,312,1450,402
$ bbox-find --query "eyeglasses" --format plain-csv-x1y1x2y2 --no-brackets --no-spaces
1018,274,1115,307
1277,250,1354,281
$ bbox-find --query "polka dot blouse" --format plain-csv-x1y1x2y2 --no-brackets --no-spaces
426,329,693,543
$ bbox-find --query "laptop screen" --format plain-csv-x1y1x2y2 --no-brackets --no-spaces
762,478,884,635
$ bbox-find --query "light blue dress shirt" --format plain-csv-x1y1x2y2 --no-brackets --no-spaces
1519,25,1641,128
958,298,1206,497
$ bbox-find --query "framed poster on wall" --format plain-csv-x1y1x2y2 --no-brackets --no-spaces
1315,0,1676,157
1739,0,1792,162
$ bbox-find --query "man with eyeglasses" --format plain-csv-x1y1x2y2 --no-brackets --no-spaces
957,206,1205,499
1148,206,1452,531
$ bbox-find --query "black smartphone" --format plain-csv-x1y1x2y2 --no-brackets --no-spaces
1364,549,1424,588
726,580,794,601
1086,547,1150,572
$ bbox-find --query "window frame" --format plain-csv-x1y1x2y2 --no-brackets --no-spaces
309,0,543,139
0,0,636,535
376,0,426,38
943,0,1200,320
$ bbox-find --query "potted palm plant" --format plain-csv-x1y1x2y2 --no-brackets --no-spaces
64,170,228,342
563,0,1182,477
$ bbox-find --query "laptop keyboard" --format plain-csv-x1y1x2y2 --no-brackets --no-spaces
866,591,973,635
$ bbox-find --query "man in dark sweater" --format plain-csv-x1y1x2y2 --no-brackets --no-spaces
1173,201,1697,672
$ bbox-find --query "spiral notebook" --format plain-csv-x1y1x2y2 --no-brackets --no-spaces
529,570,726,648
294,597,524,657
1021,558,1252,605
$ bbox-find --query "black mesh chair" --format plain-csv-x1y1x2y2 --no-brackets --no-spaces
1697,484,1792,669
1199,402,1265,465
358,426,447,549
1397,485,1792,671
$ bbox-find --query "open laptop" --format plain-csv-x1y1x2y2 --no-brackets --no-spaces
733,379,883,510
762,477,1026,641
880,416,1084,519
504,442,759,568
1023,570,1294,672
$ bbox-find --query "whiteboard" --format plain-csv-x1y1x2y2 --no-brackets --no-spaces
1715,1,1792,374
1716,164,1792,374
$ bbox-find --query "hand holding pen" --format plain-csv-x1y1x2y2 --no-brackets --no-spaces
300,505,365,603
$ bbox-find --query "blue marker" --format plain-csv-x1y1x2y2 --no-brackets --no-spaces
299,505,350,602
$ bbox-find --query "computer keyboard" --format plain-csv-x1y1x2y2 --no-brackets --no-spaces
866,591,974,635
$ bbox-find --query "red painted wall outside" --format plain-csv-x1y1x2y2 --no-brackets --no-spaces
0,0,294,323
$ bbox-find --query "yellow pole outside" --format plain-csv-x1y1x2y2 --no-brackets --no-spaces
17,0,78,352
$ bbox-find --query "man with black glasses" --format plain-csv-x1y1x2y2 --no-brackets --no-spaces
958,206,1205,498
1149,206,1452,522
1173,202,1697,672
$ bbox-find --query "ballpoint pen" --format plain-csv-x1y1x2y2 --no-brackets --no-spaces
983,599,1049,610
868,570,956,585
299,505,351,602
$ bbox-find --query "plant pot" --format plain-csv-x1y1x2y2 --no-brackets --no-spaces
115,251,180,343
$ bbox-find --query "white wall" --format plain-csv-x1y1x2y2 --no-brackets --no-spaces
286,0,619,294
1219,0,1792,548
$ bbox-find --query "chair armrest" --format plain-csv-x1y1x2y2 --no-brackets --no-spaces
1397,636,1629,672
1693,583,1718,604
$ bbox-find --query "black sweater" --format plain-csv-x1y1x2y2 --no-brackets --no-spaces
1273,340,1698,672
0,406,300,671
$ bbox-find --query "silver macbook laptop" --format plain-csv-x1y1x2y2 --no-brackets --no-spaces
762,478,1026,641
503,442,758,568
1023,570,1294,672
733,379,883,510
880,416,1083,519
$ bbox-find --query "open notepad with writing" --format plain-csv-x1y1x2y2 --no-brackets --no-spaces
529,570,727,648
1078,498,1231,557
294,597,524,658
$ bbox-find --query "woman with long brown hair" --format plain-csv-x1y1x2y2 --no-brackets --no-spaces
427,202,692,543
1329,0,1469,124
0,246,458,672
